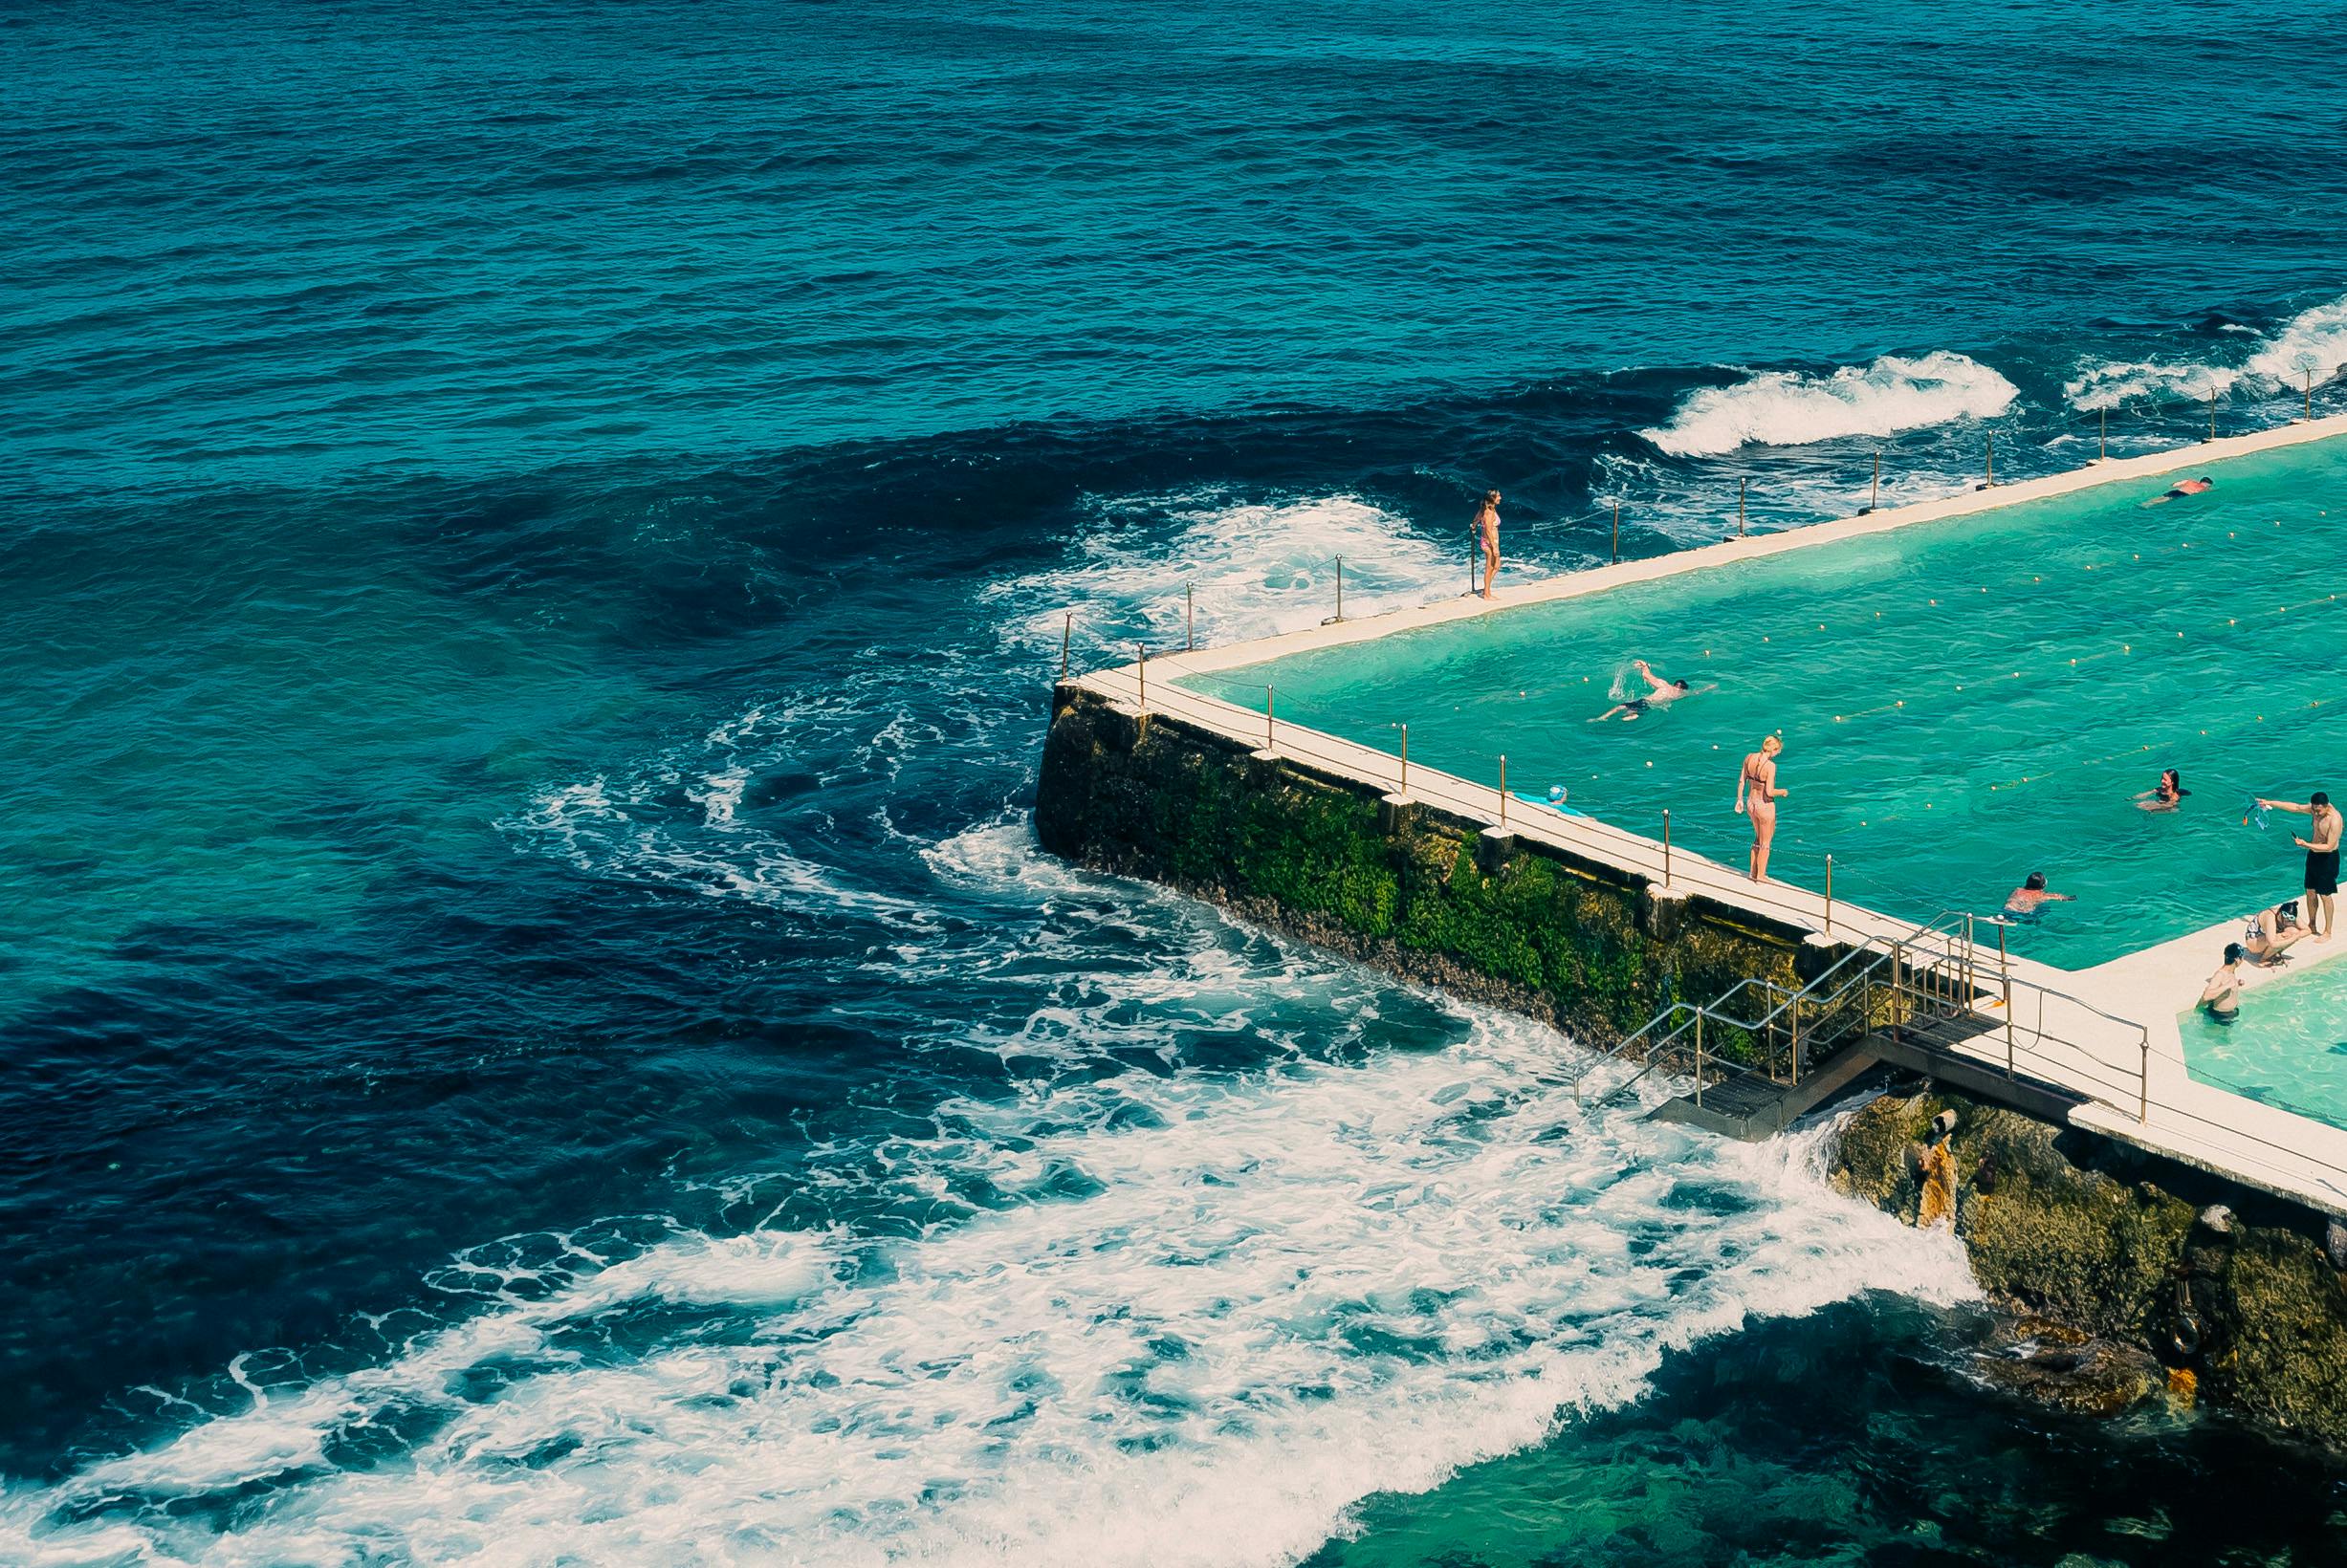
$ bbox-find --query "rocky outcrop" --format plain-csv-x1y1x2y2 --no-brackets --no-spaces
1832,1089,2347,1449
1036,685,1821,1051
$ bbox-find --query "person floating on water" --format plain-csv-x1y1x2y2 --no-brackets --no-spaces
1733,733,1786,882
2003,871,2074,919
2255,791,2341,940
2134,768,2189,812
1590,658,1693,722
2243,899,2309,967
1472,490,1502,599
2142,475,2214,507
2199,944,2245,1020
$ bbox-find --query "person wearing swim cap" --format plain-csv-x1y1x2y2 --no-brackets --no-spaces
2256,791,2341,939
1591,659,1694,722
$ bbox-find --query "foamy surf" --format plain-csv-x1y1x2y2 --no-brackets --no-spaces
2067,291,2347,411
1639,351,2019,458
5,991,1974,1567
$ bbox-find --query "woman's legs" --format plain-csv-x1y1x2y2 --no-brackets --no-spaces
1748,807,1775,881
1481,537,1498,599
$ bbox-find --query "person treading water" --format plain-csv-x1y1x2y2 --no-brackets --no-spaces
2142,475,2214,507
1591,659,1694,722
2003,871,2074,919
2134,768,2189,812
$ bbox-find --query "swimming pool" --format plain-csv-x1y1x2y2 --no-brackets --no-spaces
1181,437,2347,969
2182,954,2347,1130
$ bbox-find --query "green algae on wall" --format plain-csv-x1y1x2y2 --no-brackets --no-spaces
1832,1090,2347,1451
1034,687,1805,1048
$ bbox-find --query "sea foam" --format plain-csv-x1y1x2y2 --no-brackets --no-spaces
1639,352,2019,458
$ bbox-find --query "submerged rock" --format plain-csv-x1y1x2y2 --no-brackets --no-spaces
1831,1090,2347,1452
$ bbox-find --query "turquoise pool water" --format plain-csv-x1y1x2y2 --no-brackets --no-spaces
1183,437,2347,969
2182,954,2347,1129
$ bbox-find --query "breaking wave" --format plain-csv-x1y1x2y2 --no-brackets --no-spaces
2067,291,2347,410
1639,352,2019,458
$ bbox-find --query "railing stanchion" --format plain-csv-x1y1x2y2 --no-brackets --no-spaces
1868,451,1880,513
1061,611,1072,679
1790,998,1802,1087
1185,583,1195,651
1985,434,1994,488
1662,809,1672,888
2099,406,2107,461
2139,1033,2151,1123
1694,1013,1704,1109
1135,644,1146,714
1335,556,1344,622
1265,684,1275,751
1737,477,1746,538
1499,754,1507,828
1399,723,1409,796
1999,919,2014,1078
2309,369,2315,423
2208,387,2218,443
1612,500,1621,563
1823,855,1832,934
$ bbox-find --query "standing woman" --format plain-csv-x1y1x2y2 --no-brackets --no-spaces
1735,734,1788,882
1473,490,1502,599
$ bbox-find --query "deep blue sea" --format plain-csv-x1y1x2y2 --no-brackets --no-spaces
6,2,2347,1561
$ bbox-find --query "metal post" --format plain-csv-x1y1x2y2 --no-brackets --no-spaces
1185,583,1195,651
1265,684,1275,749
1136,644,1146,712
1399,723,1408,796
1985,434,1994,488
1789,1001,1802,1087
1662,809,1672,887
2309,369,2316,423
2098,406,2107,461
1999,920,2013,1078
1824,855,1832,934
1612,501,1620,564
1499,754,1507,827
1869,452,1880,513
1737,477,1746,538
1335,556,1344,621
1062,611,1072,679
1694,1013,1704,1109
2208,387,2217,443
2139,1033,2150,1122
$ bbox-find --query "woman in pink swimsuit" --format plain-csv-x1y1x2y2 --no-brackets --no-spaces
1735,733,1787,882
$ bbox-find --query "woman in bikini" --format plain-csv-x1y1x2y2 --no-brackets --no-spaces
1734,733,1788,882
1473,490,1501,599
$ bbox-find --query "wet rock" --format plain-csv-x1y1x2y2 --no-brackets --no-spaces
2326,1215,2347,1272
1975,1317,2163,1417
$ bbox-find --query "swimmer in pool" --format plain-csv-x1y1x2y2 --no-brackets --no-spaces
2003,871,2075,919
1590,659,1693,722
2134,768,2190,812
2243,899,2308,967
2199,943,2244,1020
2142,475,2214,507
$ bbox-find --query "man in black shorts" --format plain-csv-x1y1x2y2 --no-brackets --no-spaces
2258,791,2342,940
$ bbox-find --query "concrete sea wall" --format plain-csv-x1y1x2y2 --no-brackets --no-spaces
1036,685,1819,1051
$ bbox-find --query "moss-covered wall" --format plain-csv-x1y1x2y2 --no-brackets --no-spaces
1832,1090,2347,1451
1034,686,1810,1047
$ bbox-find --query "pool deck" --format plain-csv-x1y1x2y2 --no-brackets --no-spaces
1084,412,2347,1219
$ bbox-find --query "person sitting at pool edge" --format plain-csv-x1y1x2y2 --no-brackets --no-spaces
2244,899,2308,967
1591,659,1692,722
2134,768,2189,812
2143,475,2214,507
2255,791,2341,940
2003,871,2074,918
2199,944,2244,1020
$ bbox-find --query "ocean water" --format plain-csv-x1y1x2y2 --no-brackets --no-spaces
6,1,2347,1561
1180,436,2347,970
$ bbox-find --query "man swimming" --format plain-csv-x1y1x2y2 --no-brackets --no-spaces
2003,871,2075,919
2255,791,2341,939
1590,659,1693,722
2142,475,2214,507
